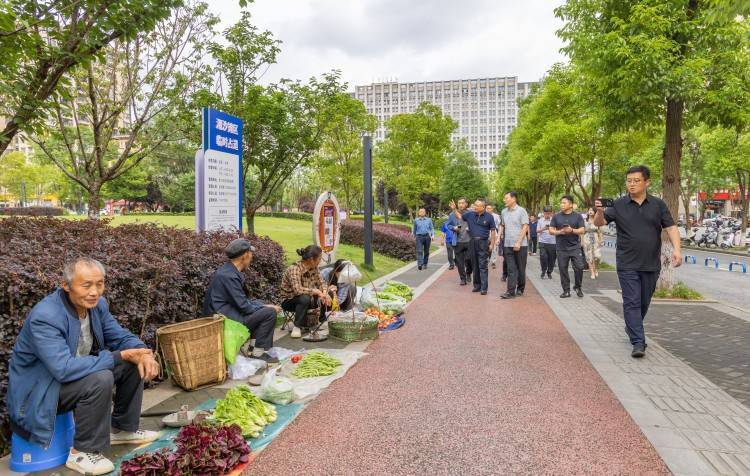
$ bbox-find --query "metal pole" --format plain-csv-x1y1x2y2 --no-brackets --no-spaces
363,136,373,266
383,185,389,224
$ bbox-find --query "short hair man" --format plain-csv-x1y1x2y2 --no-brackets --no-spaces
450,197,474,285
550,195,586,298
594,165,682,358
485,204,502,270
450,198,497,295
9,258,160,475
537,205,557,279
499,192,529,299
412,208,435,270
203,239,281,363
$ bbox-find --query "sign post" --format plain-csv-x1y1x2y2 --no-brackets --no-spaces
363,136,373,267
313,192,341,265
195,108,243,233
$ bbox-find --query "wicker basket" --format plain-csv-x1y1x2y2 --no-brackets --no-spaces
328,318,379,342
156,316,226,391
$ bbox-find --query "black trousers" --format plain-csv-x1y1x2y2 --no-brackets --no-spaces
471,238,489,292
454,241,473,281
539,243,557,275
504,247,528,294
446,243,456,267
238,306,277,349
529,236,538,254
58,360,143,453
282,295,326,329
617,270,659,346
557,248,584,293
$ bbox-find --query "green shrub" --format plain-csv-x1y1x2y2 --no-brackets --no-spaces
653,282,703,300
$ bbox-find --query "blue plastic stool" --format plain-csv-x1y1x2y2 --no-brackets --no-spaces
10,412,75,472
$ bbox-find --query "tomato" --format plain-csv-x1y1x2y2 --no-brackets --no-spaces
291,354,303,364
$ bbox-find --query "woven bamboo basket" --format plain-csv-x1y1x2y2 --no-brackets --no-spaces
328,318,378,342
156,316,226,391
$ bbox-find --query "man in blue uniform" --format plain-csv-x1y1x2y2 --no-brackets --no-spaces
203,239,280,364
450,198,496,295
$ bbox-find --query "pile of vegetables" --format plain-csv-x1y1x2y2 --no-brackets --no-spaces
382,280,414,301
120,422,250,476
212,385,277,438
365,307,398,329
291,351,342,378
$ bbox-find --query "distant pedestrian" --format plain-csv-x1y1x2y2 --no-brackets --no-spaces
486,204,502,269
594,165,682,358
583,208,604,279
451,198,473,285
550,195,586,299
499,192,529,299
412,208,434,271
450,198,497,295
528,215,539,255
537,206,556,279
440,215,457,270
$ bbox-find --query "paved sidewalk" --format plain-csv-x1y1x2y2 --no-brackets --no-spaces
249,268,668,475
527,257,750,476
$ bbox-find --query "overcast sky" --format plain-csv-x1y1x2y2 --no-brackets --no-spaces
210,0,567,89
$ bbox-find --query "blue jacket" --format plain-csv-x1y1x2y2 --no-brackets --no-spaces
8,288,146,447
440,219,457,246
202,263,266,321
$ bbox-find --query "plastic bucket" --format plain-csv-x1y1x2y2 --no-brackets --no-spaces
10,412,75,472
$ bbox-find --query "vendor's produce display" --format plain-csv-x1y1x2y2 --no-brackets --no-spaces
360,288,407,314
291,351,342,378
382,280,414,301
212,386,277,438
365,307,399,329
120,422,250,476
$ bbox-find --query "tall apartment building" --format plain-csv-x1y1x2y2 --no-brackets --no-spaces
354,77,536,172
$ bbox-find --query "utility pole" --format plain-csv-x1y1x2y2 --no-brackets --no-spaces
363,135,373,266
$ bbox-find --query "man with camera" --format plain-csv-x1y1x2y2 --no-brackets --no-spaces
594,165,682,358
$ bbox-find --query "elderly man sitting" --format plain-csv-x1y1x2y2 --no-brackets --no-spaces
8,257,160,476
202,238,280,364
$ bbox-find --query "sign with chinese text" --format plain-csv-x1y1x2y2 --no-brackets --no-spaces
312,192,340,264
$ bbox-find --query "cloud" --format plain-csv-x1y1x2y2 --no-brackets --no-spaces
210,0,567,87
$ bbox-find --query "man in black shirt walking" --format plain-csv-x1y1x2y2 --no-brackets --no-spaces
594,165,682,358
550,195,586,299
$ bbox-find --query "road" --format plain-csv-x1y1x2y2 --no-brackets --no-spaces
602,237,750,310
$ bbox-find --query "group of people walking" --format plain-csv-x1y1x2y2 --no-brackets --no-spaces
416,165,683,360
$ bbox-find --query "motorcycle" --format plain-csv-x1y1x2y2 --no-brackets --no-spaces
698,226,719,248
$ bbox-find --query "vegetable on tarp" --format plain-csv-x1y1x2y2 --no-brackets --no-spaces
120,422,250,476
212,385,278,438
291,351,342,378
382,280,414,301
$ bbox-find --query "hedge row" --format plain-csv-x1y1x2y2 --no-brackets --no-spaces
0,207,64,216
340,220,416,261
255,211,312,221
0,217,285,454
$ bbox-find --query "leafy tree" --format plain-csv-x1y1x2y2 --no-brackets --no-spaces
31,1,216,217
161,172,195,212
439,141,488,205
312,93,377,212
0,151,71,206
377,102,457,217
0,0,181,156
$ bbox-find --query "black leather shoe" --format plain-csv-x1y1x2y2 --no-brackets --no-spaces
480,290,487,295
575,288,584,298
560,292,571,298
472,288,481,293
448,265,455,270
460,280,467,286
418,265,422,270
517,290,524,297
501,276,507,282
500,292,516,299
540,273,546,279
547,273,552,279
631,345,646,358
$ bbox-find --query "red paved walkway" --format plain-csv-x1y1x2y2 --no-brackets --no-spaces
249,271,670,475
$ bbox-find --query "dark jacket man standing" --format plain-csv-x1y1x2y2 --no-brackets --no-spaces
550,195,586,299
594,165,682,358
450,198,496,295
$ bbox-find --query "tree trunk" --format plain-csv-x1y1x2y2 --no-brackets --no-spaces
657,98,683,290
245,199,255,235
739,172,748,247
87,190,101,218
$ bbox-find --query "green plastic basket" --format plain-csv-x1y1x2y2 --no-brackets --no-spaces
328,319,379,342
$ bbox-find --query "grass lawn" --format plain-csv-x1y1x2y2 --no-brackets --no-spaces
107,215,406,281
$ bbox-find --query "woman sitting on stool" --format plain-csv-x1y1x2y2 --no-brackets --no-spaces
321,259,356,312
280,245,333,338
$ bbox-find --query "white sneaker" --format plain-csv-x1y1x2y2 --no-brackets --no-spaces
110,429,160,445
291,326,302,338
66,450,115,475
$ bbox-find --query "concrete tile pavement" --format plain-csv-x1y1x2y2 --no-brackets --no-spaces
527,257,750,476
